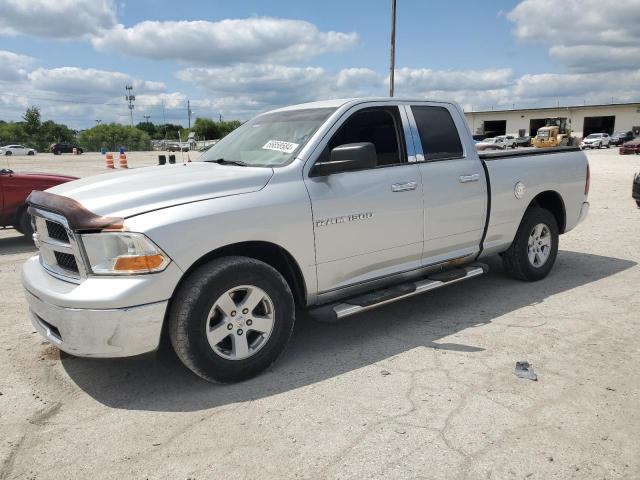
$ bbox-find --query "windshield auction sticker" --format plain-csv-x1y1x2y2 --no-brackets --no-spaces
262,140,299,153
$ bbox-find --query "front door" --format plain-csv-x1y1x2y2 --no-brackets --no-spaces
408,104,487,266
304,106,424,293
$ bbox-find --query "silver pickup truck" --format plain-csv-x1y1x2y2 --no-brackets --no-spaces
22,98,590,383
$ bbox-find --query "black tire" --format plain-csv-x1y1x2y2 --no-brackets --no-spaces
169,256,295,383
27,151,35,156
5,151,12,156
77,148,83,154
502,207,559,281
17,209,33,237
53,150,60,155
636,201,640,208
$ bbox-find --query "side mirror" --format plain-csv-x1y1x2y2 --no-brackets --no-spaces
311,142,377,177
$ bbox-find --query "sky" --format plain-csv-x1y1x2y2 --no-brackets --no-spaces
0,0,639,128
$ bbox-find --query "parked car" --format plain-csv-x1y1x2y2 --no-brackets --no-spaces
495,135,517,149
515,136,531,147
0,145,37,156
580,133,611,149
633,172,640,208
610,131,634,146
23,97,590,383
619,137,640,155
167,142,189,152
475,137,504,151
0,168,76,236
50,143,83,155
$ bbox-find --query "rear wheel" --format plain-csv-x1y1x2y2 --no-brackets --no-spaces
502,207,559,281
27,151,35,156
5,151,11,156
169,256,295,383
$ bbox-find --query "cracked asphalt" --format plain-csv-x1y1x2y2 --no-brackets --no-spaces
1,149,639,479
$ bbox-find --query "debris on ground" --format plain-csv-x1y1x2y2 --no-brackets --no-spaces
515,361,538,381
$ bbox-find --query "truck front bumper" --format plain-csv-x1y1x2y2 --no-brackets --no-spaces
26,290,167,357
22,255,180,358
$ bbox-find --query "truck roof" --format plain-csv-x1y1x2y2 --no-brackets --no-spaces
270,97,460,113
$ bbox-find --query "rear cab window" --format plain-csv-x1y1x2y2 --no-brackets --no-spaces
411,106,463,161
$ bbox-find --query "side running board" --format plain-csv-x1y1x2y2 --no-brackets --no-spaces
309,263,488,323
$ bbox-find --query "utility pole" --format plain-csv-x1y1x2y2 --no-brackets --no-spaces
389,0,397,97
187,100,192,129
95,119,102,126
125,85,135,127
219,113,222,122
143,115,151,124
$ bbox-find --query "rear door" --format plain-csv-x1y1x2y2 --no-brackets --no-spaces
407,104,487,266
304,104,424,293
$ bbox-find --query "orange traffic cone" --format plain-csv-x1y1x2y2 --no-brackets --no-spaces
119,153,128,169
105,152,115,169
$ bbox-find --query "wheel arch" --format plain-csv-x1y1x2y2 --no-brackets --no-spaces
173,240,307,307
527,190,566,233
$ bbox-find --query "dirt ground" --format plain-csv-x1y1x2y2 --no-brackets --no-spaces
1,149,639,479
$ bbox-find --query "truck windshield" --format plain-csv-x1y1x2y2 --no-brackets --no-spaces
198,107,336,167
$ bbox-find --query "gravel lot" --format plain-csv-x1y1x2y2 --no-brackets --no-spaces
1,149,639,479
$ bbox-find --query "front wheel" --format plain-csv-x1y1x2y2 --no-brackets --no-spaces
18,209,33,237
5,151,12,156
27,151,35,156
169,256,295,383
502,207,559,281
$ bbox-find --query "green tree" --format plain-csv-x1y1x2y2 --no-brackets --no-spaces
23,106,41,136
193,117,242,140
78,123,151,152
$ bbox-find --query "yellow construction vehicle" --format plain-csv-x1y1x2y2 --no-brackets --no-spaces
532,118,575,148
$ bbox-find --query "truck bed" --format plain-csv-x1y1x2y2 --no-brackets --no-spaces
478,146,581,160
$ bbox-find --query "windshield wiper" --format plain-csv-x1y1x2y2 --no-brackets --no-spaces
206,158,249,167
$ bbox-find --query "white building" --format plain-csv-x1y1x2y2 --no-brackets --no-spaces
464,102,640,140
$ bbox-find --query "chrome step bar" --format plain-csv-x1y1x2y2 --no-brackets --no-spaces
309,264,488,323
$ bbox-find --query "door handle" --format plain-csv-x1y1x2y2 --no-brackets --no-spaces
391,181,417,192
459,174,480,183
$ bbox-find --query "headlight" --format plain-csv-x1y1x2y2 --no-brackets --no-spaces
80,232,170,275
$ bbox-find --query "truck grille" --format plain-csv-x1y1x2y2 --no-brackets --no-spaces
53,251,79,273
31,208,85,282
46,220,70,243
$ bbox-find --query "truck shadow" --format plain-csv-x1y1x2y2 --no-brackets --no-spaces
60,250,635,412
0,232,37,255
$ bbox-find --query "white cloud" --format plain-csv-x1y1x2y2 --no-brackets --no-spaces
508,0,640,71
394,68,513,92
0,0,117,40
28,67,166,96
0,49,36,81
91,17,358,64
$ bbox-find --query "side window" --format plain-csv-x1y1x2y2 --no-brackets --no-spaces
326,107,405,167
411,106,463,161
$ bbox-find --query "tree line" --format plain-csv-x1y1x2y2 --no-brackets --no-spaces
0,107,242,152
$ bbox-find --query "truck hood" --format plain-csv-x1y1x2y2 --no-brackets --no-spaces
46,162,274,218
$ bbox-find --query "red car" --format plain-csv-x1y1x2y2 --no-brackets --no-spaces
0,169,77,236
619,138,640,155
